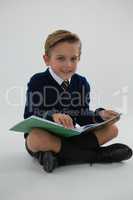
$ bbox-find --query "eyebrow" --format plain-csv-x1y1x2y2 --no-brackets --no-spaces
56,55,79,57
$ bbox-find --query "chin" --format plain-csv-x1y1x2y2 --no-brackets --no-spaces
64,72,74,79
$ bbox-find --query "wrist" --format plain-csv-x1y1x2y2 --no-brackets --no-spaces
43,110,57,121
95,108,105,123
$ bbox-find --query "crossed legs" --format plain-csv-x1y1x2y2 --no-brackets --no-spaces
26,124,118,154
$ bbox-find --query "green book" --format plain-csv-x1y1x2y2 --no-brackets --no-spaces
9,114,121,138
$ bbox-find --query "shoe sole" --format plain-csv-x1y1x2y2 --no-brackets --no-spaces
43,152,57,173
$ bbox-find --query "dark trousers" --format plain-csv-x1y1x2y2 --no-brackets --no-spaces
25,131,99,165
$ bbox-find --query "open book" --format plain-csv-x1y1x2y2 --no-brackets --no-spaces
10,113,121,137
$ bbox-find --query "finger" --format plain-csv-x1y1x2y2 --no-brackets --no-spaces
61,117,69,128
65,115,74,128
106,118,119,126
63,116,72,128
104,111,117,119
56,115,67,128
107,110,119,115
54,117,63,125
61,115,74,128
52,114,61,122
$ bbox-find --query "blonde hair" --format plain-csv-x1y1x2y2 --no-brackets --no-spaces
44,30,82,57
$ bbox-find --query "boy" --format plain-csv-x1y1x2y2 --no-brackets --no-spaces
24,30,132,173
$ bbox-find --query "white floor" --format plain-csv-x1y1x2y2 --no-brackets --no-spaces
1,115,133,200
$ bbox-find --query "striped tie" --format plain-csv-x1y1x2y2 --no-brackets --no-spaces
61,80,69,90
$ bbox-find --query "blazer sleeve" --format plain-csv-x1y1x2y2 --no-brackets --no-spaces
23,76,44,119
23,76,45,138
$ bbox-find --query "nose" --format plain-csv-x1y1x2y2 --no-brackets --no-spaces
66,60,73,68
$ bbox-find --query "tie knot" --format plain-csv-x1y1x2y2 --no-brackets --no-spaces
61,80,69,90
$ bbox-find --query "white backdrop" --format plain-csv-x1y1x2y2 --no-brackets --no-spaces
0,0,133,122
1,1,133,200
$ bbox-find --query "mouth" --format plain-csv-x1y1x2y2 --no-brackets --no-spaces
61,70,73,73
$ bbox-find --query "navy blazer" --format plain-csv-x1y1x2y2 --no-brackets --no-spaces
23,68,104,138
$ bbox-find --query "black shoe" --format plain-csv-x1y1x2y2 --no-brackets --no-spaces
42,151,58,173
95,143,132,163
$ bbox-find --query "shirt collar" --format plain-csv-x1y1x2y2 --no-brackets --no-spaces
49,67,71,85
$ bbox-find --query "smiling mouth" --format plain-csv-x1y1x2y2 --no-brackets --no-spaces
61,70,73,73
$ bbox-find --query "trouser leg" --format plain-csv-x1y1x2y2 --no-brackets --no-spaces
67,131,100,150
56,137,98,165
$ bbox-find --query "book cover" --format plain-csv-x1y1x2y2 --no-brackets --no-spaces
10,114,121,138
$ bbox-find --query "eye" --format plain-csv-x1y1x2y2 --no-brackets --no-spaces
71,57,78,62
57,57,65,61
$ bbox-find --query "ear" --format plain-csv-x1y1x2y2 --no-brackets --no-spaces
43,54,49,66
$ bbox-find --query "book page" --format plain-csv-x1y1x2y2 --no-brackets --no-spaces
79,113,121,133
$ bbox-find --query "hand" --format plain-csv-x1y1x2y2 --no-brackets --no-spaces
98,110,120,121
52,113,74,129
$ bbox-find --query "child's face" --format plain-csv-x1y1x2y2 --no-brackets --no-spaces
43,42,80,80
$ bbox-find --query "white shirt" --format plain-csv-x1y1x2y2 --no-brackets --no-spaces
49,67,71,85
48,67,80,127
